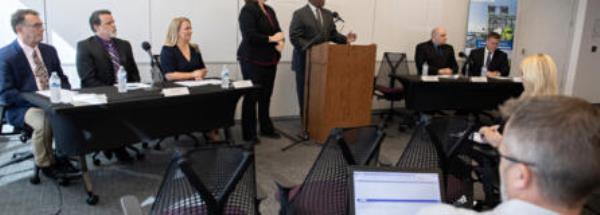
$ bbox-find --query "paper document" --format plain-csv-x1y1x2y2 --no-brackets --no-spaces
37,89,78,103
175,79,222,87
112,82,152,90
71,94,108,106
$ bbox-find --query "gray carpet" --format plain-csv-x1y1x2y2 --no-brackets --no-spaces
0,117,411,215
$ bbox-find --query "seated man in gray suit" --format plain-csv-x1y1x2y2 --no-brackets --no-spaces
289,0,356,117
76,9,140,162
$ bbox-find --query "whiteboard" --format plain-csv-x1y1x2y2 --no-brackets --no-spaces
45,0,151,64
151,0,240,62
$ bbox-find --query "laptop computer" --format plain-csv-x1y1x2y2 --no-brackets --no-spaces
349,166,445,215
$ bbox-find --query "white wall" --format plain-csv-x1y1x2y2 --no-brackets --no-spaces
565,0,600,103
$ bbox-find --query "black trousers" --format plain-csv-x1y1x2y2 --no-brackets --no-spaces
240,61,277,140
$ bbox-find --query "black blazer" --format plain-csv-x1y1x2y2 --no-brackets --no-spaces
415,40,458,75
76,36,140,88
237,2,282,65
464,48,510,76
290,4,347,72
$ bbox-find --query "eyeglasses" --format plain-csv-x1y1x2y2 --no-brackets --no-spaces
497,151,536,166
22,23,45,29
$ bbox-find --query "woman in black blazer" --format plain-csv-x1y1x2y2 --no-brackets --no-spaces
237,0,285,142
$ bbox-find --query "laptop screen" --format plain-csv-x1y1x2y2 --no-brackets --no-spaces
351,170,443,215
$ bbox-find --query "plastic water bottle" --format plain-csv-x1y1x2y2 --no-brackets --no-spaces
422,62,429,76
481,67,488,77
221,65,230,89
49,72,61,103
117,66,127,93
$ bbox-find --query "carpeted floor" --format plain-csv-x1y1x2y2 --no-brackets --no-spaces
0,117,410,215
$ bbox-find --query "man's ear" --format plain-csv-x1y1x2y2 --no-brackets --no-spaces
512,164,533,190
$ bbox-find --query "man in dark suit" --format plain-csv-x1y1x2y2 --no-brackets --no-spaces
76,10,140,161
76,9,140,88
415,27,458,75
464,32,510,77
0,9,73,177
290,0,356,115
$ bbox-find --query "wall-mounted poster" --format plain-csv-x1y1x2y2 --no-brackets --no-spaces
465,0,518,55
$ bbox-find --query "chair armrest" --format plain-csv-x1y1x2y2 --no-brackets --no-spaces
120,195,143,215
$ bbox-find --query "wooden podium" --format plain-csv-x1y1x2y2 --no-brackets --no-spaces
303,43,377,143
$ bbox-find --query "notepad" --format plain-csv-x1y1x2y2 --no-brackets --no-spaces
175,80,222,87
421,76,439,82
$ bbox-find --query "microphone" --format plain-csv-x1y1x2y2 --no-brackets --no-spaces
141,41,164,84
332,12,344,23
459,51,472,76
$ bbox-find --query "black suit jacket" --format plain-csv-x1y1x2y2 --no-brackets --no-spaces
290,4,347,72
415,40,458,75
237,2,282,65
464,48,510,76
76,36,140,88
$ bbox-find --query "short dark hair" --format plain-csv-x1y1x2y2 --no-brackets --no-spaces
11,9,39,33
487,32,501,40
504,96,600,206
244,0,257,3
89,9,111,32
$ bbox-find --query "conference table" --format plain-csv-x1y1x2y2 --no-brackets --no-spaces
391,75,524,112
22,82,258,205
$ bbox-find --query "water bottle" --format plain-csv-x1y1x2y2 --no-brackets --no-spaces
481,67,488,77
221,65,230,89
422,62,429,76
117,66,127,93
49,72,61,103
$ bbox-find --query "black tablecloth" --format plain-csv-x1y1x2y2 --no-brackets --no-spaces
22,83,258,156
392,75,524,112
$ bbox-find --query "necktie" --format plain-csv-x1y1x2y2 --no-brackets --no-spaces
32,51,49,90
316,8,323,29
485,51,492,68
106,42,121,82
436,46,443,56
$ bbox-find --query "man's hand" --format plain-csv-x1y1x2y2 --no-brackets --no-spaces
438,68,453,75
276,41,285,52
347,32,357,43
486,71,500,78
479,125,503,148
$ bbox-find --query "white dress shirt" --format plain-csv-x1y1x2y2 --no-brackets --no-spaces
417,200,558,215
307,3,323,26
17,38,46,90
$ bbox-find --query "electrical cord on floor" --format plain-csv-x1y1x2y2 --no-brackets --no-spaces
51,179,63,215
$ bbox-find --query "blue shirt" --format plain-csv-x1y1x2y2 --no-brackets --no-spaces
159,45,206,76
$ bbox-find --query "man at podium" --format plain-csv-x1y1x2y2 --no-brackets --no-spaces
289,0,357,116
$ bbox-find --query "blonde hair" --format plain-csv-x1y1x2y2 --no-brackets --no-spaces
164,17,199,51
520,54,559,97
499,54,559,117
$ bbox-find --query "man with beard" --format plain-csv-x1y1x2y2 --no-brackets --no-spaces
76,9,141,162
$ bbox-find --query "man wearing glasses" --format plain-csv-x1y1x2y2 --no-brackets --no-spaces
419,96,600,215
0,9,75,178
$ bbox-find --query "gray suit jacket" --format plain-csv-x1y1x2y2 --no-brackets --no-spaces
290,4,347,72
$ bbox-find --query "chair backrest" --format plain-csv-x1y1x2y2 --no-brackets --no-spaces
375,52,408,89
150,145,256,215
396,123,441,170
284,126,385,215
425,117,473,161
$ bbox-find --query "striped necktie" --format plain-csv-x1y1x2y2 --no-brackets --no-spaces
106,42,121,81
32,51,49,90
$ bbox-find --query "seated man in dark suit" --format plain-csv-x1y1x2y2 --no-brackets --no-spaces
76,9,141,162
464,32,510,77
415,27,458,75
0,9,75,177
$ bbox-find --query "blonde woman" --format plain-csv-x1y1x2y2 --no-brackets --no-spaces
159,17,207,81
479,54,559,147
159,17,219,140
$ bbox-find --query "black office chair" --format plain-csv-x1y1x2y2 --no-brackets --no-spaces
0,104,34,170
374,52,415,131
147,144,257,215
396,118,475,207
277,125,385,215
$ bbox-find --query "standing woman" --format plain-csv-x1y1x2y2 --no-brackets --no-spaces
237,0,285,142
160,17,219,141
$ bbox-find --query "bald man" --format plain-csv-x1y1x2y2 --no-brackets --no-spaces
415,27,458,75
